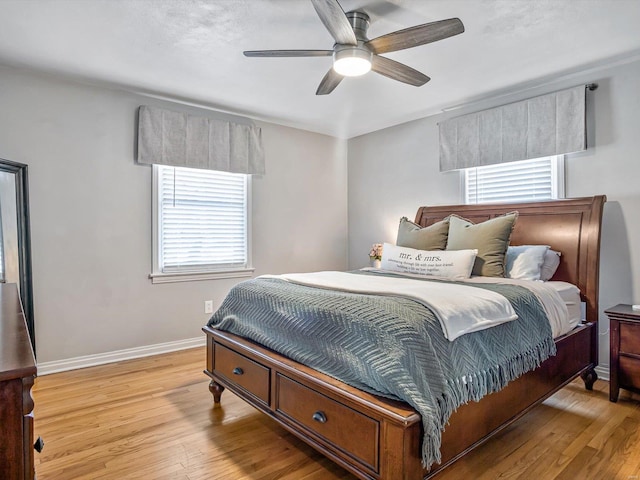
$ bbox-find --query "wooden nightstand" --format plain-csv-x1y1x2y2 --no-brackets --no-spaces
606,304,640,402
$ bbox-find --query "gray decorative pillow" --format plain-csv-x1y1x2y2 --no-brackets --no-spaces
396,216,449,251
446,212,518,277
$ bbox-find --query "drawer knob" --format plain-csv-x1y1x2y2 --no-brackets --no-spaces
232,367,244,375
312,411,327,424
34,436,44,453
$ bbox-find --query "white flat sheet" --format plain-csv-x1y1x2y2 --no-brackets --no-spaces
546,281,583,332
262,271,517,341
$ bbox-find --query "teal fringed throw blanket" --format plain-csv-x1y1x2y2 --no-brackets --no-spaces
208,275,556,469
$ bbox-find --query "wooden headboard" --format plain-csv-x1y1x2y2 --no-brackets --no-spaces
414,196,606,323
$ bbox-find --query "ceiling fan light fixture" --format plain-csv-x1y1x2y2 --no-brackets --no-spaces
333,46,372,77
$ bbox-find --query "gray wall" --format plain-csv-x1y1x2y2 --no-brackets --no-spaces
348,57,640,374
0,66,348,363
1,55,638,371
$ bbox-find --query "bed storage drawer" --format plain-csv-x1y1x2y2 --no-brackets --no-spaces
275,373,379,471
214,344,270,406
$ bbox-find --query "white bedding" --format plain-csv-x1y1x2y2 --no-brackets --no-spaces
461,277,578,337
264,270,579,340
547,281,583,332
263,271,518,341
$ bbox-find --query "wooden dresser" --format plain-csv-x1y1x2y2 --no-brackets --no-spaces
606,304,640,402
0,283,37,480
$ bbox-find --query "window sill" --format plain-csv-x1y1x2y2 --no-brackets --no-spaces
149,268,255,284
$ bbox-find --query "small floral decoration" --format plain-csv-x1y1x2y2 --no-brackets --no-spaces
369,243,383,260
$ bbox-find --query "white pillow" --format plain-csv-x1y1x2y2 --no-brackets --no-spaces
381,242,477,280
540,249,562,281
505,245,550,281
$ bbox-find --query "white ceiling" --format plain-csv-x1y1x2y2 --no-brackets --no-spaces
1,0,639,138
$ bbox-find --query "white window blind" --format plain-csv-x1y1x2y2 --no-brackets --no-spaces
465,156,564,204
156,165,249,274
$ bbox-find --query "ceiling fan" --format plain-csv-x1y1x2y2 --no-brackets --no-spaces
244,0,464,95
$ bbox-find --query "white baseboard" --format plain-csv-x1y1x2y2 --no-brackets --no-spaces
37,336,206,376
37,337,613,385
595,364,610,382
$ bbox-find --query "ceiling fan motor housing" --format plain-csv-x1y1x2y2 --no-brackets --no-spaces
345,11,371,42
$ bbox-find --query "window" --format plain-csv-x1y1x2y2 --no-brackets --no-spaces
464,156,564,204
151,165,252,283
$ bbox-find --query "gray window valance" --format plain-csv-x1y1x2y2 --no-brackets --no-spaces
137,105,265,175
439,85,586,172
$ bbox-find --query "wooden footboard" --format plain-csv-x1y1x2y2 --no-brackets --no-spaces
204,321,595,480
204,327,423,480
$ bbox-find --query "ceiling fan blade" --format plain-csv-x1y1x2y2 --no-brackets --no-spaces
316,68,344,95
366,18,464,54
244,50,333,57
371,55,430,86
310,0,357,46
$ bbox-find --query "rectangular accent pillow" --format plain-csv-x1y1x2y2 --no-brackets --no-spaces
446,212,518,277
381,242,477,279
396,216,449,251
506,245,550,281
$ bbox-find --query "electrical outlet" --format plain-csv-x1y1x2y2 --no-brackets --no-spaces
204,300,214,314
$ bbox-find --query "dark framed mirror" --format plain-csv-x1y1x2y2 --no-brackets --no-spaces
0,158,34,355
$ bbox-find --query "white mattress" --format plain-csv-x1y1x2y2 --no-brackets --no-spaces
546,281,583,333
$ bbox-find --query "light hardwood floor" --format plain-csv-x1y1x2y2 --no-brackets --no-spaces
33,347,640,480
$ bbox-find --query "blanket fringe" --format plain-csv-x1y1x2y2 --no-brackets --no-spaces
421,336,556,469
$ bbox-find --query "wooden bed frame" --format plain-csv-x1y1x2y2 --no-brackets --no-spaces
203,196,606,480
